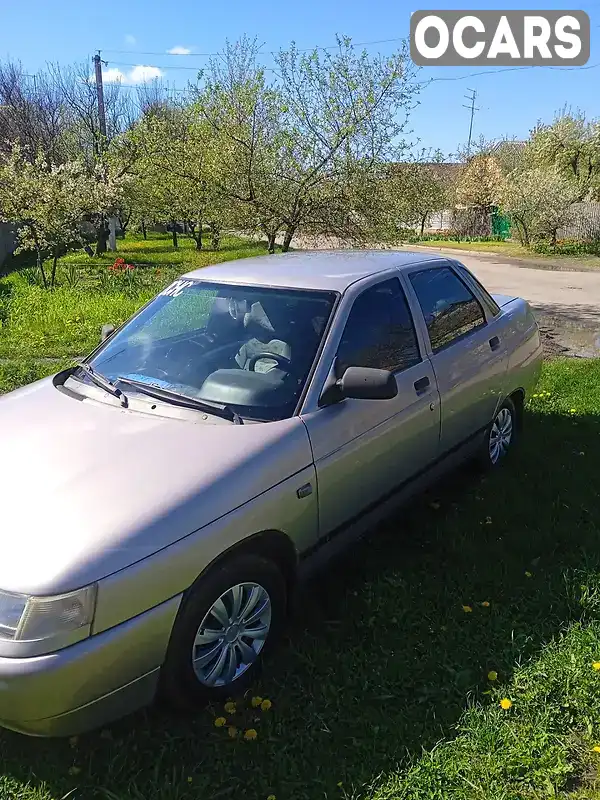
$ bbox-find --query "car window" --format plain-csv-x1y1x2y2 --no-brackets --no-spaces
336,278,420,374
452,262,501,316
409,267,486,353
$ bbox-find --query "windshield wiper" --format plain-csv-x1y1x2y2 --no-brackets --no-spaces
116,376,244,424
75,363,128,406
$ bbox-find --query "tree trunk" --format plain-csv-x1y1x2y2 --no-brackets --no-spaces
196,215,203,250
282,227,295,252
50,251,58,289
36,250,48,289
141,220,147,240
171,222,178,249
95,221,109,255
267,232,276,254
209,222,220,251
420,214,427,236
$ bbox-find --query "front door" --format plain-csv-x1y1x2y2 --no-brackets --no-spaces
301,276,441,538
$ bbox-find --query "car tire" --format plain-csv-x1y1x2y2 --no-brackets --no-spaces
479,397,517,468
160,553,286,710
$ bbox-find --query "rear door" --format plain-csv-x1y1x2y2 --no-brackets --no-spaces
300,275,441,537
403,261,508,454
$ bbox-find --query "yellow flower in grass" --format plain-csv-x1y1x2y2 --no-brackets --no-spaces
487,670,498,681
481,601,490,608
462,605,473,613
244,728,258,740
525,571,533,578
261,698,272,712
228,726,238,738
500,698,513,710
593,662,600,671
214,716,227,728
593,746,600,753
251,696,263,708
224,701,236,714
267,795,277,800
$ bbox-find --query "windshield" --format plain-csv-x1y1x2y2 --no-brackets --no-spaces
86,278,336,421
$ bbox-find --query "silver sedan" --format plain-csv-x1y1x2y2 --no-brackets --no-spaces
0,251,542,735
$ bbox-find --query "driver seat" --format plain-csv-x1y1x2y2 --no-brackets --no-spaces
235,301,291,373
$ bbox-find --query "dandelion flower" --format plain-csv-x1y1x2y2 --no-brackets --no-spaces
488,670,498,681
593,662,600,671
244,728,258,740
462,605,473,613
214,716,227,728
525,571,533,578
267,795,277,800
251,696,263,708
228,726,238,738
260,699,272,712
224,701,236,714
500,698,513,710
481,601,490,607
570,408,577,413
594,746,600,753
187,777,193,784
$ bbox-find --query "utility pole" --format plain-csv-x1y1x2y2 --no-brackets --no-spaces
462,88,479,160
93,53,107,139
93,52,117,251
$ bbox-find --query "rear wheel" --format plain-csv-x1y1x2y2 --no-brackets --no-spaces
160,554,286,708
481,398,516,467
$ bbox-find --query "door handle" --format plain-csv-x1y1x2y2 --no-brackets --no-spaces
489,335,500,351
414,376,430,394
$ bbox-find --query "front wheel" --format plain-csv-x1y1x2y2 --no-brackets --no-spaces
481,398,516,468
160,554,286,709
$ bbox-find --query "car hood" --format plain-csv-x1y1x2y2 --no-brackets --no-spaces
0,377,312,595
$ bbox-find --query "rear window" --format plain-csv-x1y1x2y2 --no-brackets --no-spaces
453,262,501,316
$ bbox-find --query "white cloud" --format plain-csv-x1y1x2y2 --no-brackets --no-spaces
101,67,126,83
128,64,163,83
167,45,191,55
125,34,137,45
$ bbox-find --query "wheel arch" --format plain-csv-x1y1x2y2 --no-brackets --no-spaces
190,529,299,600
508,387,525,430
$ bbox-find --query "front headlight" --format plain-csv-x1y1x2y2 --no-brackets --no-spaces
0,585,97,642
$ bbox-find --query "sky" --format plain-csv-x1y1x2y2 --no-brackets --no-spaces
1,0,599,157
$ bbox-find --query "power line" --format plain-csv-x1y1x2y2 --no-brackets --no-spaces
99,37,407,58
421,61,600,85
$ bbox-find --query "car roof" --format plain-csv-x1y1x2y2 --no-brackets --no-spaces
182,250,443,293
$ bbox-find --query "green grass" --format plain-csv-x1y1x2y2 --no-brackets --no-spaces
0,233,268,367
3,246,600,798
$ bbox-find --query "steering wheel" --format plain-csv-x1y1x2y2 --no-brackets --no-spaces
247,352,291,372
228,298,246,322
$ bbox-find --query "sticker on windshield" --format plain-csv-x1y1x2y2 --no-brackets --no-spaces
160,279,196,298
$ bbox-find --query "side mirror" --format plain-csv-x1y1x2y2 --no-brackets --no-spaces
101,323,116,342
338,366,397,401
